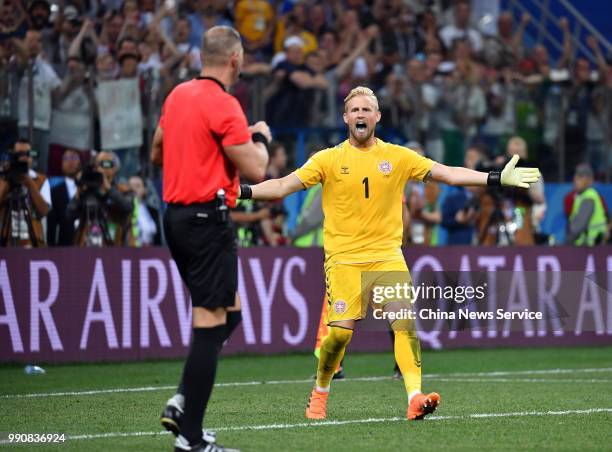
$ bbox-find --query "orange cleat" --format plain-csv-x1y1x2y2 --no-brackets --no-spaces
305,388,329,419
407,392,440,420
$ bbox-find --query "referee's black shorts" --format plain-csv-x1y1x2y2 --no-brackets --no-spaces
163,202,237,309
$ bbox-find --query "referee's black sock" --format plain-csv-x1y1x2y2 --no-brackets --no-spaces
176,312,242,396
224,311,242,342
180,325,225,445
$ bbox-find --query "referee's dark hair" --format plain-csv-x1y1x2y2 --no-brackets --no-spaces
201,26,242,67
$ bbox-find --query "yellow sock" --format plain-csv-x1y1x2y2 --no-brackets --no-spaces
315,326,353,390
394,329,422,396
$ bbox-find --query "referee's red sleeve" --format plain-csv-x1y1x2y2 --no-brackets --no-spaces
211,97,251,147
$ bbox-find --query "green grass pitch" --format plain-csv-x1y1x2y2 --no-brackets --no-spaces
1,346,611,451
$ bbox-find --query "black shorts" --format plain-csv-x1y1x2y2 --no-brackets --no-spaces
163,202,237,309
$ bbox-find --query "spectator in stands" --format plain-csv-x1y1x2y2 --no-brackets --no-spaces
44,4,82,78
266,36,327,127
308,2,330,40
563,57,594,179
28,0,51,32
403,57,428,143
441,145,484,245
261,141,289,246
292,154,323,247
566,164,608,246
0,137,51,247
128,175,160,246
274,2,317,55
482,11,529,68
99,9,124,54
234,0,275,56
292,188,324,244
113,42,142,181
404,141,441,245
438,46,486,163
1,0,28,40
47,148,81,246
172,14,202,74
231,196,269,247
0,34,19,153
496,136,546,244
334,8,363,63
439,0,483,54
317,25,378,128
378,71,411,134
187,0,232,48
13,29,61,173
585,36,612,179
139,18,182,75
481,65,517,156
380,3,423,62
48,55,94,175
339,0,375,29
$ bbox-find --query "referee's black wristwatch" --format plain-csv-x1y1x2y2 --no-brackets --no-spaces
252,132,269,149
239,184,252,199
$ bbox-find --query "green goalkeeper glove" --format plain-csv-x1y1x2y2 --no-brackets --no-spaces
500,155,541,188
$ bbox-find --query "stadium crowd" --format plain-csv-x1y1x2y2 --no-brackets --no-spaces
0,0,610,247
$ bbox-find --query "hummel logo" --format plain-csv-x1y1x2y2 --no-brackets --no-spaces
341,166,349,174
415,360,422,368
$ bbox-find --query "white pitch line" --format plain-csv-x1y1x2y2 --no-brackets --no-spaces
427,367,612,378
2,408,611,444
433,377,612,384
3,367,612,399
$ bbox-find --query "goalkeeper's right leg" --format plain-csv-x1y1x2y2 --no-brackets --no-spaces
306,324,354,419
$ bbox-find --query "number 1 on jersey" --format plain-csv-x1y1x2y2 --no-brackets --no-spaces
362,177,369,198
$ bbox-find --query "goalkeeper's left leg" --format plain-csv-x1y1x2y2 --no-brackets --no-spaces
390,316,440,420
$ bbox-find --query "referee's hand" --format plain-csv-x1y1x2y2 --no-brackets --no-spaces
249,121,272,143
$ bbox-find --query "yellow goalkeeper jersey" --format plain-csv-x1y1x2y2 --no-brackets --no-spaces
293,138,434,264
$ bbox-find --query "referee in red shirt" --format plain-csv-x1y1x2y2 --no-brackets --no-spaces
151,26,269,452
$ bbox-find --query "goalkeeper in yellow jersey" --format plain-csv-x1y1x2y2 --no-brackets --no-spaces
238,86,541,421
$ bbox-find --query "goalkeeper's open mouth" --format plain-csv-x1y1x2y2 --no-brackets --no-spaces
355,121,368,135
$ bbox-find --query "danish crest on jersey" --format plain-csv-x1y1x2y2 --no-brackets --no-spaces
333,300,347,313
378,160,392,176
341,166,349,175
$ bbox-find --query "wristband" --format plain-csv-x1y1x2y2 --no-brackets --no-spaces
239,184,252,199
252,132,269,148
487,170,502,187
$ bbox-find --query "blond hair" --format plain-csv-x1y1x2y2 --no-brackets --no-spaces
343,86,379,112
202,26,242,67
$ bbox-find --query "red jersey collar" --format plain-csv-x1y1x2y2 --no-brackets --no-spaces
196,76,226,92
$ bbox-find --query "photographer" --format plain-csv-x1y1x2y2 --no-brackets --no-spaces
47,148,81,246
441,146,485,245
66,150,133,246
0,138,51,247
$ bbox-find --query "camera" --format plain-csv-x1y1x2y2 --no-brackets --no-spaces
1,152,30,187
77,164,104,195
462,196,480,213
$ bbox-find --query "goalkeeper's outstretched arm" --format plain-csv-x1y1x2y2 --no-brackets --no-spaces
429,155,541,189
239,174,304,201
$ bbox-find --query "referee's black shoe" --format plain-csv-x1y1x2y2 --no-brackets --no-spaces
175,435,240,452
160,398,182,437
161,397,218,444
